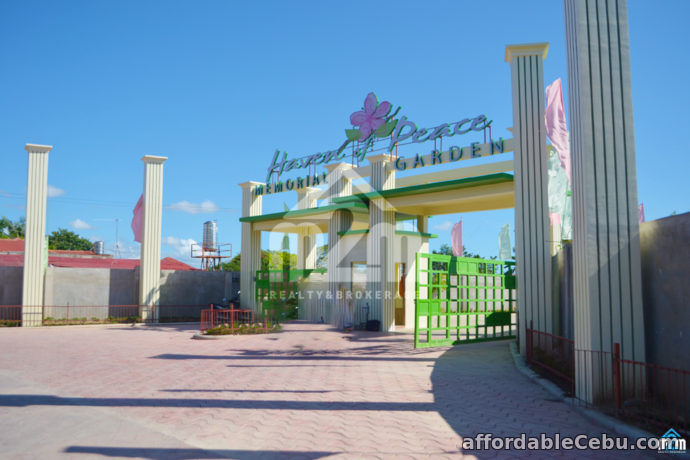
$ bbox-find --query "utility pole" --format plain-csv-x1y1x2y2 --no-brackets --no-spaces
115,218,121,258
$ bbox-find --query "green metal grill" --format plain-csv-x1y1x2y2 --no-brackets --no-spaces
415,253,516,348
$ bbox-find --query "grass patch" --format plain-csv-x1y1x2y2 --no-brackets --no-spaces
0,320,20,327
205,322,281,335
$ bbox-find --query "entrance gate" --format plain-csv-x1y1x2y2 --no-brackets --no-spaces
414,253,517,348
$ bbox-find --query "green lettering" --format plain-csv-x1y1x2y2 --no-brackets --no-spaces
449,146,463,161
431,150,443,165
491,137,504,154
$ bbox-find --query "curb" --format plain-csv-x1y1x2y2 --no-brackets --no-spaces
191,333,222,340
507,341,684,457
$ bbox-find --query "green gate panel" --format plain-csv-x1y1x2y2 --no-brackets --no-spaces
414,253,517,348
255,268,327,319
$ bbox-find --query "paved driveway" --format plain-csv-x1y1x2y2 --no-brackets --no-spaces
0,322,651,459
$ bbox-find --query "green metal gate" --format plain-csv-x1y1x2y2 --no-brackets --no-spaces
415,253,516,348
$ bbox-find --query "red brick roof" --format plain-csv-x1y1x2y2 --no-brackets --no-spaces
0,253,198,271
0,238,112,258
0,238,25,252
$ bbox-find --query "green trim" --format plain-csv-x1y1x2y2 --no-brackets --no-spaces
396,230,437,238
336,229,438,238
333,173,514,204
239,201,368,223
395,212,417,221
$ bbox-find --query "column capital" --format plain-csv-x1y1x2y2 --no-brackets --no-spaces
296,186,321,195
324,162,354,173
505,42,549,62
141,155,167,164
25,143,53,154
238,181,264,190
367,153,396,165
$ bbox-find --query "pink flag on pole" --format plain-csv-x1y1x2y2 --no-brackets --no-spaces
638,203,645,224
545,78,571,185
451,220,463,257
549,212,562,227
131,194,143,243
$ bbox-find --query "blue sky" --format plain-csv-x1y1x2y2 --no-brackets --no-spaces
1,1,688,264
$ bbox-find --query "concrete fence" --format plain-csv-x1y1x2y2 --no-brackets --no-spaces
0,266,240,320
549,211,690,370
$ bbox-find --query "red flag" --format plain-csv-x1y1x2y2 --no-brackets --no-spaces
131,194,143,243
545,78,571,185
638,203,645,224
451,220,462,257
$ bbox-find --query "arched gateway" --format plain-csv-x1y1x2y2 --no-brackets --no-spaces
239,0,645,406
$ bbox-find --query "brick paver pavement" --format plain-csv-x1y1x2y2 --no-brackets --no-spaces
0,322,653,459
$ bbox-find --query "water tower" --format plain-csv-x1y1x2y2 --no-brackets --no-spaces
191,220,231,271
203,220,217,252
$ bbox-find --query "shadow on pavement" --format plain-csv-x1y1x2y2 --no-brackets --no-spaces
160,389,332,394
65,446,335,459
150,353,436,362
0,394,434,411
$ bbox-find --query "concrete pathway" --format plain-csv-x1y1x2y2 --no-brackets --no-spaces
0,322,653,459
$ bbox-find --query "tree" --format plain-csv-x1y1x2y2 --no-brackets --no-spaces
48,228,93,251
221,253,241,271
432,243,453,255
0,216,25,238
221,250,298,272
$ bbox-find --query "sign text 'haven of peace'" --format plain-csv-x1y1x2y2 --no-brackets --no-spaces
256,92,506,196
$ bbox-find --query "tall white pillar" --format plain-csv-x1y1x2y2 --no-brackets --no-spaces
325,163,353,327
239,182,263,313
296,187,319,270
139,155,167,322
22,143,52,327
506,43,553,351
565,0,645,403
367,154,396,332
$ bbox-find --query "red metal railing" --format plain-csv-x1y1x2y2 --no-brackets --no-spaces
526,320,575,392
526,321,690,436
200,308,257,332
0,305,22,326
0,304,212,326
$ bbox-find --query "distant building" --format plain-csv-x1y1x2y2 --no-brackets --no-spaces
0,238,196,271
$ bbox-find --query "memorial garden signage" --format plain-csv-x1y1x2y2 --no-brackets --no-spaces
257,92,498,196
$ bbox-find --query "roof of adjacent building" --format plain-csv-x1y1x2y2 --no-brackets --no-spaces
0,238,113,258
0,238,197,271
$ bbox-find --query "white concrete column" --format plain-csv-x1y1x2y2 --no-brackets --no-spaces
565,0,645,403
22,143,52,327
296,187,319,270
139,155,167,322
417,215,429,253
239,182,263,313
506,43,553,351
367,154,396,332
325,163,353,327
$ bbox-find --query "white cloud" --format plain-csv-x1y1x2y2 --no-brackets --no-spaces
434,220,453,231
167,200,219,214
163,236,198,258
70,218,93,230
115,241,140,259
47,185,65,198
